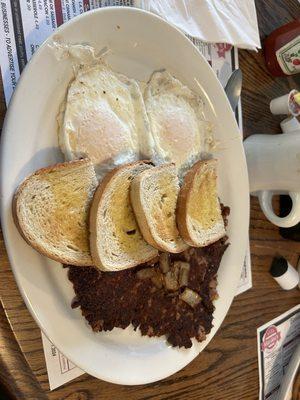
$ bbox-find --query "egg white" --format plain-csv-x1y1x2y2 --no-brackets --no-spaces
144,71,207,176
59,63,153,179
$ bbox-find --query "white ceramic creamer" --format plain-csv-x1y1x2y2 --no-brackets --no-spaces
244,117,300,227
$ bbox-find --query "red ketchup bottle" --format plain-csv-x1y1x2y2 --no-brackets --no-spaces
264,19,300,76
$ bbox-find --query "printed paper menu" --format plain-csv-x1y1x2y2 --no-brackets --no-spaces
41,332,84,390
257,304,300,400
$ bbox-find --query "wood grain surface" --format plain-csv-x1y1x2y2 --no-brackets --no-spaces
0,1,300,399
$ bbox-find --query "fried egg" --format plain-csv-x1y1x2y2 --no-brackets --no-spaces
144,71,206,175
59,63,153,178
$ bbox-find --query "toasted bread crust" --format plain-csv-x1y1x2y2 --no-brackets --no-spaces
130,164,188,253
13,159,95,266
89,161,158,271
176,159,224,247
176,162,198,246
130,169,168,252
130,173,161,250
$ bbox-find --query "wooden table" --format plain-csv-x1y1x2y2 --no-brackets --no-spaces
0,1,299,399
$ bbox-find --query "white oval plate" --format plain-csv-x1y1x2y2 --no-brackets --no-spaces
0,7,249,385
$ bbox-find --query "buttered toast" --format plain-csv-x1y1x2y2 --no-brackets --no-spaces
89,161,158,271
176,159,225,247
130,164,188,253
13,159,98,266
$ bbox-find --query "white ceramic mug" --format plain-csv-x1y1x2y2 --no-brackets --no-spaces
244,119,300,227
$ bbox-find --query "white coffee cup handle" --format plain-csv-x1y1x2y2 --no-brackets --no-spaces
258,191,300,228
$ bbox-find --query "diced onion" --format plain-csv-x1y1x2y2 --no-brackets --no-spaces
177,262,190,287
180,288,201,308
151,273,163,289
136,268,163,289
164,271,179,291
136,268,156,280
173,261,181,280
159,253,170,273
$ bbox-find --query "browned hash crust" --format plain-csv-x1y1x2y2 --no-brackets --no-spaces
67,238,228,348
